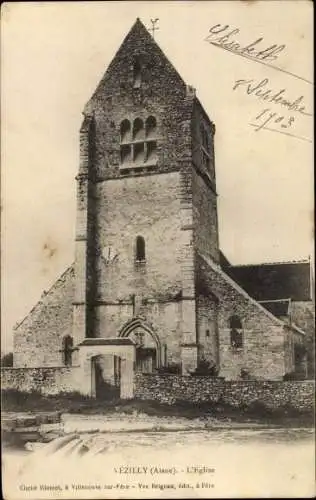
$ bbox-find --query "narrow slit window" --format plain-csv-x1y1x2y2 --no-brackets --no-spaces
133,60,142,88
136,236,146,262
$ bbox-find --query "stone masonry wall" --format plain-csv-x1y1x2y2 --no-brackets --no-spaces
2,369,313,411
291,301,315,378
134,373,315,411
191,101,219,264
1,367,82,395
94,173,184,302
192,169,219,264
196,294,219,366
13,267,74,368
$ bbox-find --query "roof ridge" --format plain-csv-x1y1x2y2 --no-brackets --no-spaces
258,298,291,303
226,258,310,268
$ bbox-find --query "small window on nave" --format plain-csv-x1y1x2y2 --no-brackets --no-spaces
229,315,243,349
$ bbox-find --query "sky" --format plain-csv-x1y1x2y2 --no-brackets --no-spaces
1,1,313,352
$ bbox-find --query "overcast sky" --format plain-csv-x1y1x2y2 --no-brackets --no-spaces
1,1,313,352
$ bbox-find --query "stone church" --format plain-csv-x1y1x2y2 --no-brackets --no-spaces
11,19,314,396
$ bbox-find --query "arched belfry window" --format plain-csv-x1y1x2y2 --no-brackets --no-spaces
120,119,131,143
62,335,73,366
229,315,243,349
133,59,142,88
119,116,158,170
136,236,146,262
146,116,157,138
145,117,157,162
133,118,145,140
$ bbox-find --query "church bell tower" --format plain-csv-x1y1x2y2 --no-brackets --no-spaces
72,18,220,374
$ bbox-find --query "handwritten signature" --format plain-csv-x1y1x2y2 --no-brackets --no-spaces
205,24,286,63
232,78,312,117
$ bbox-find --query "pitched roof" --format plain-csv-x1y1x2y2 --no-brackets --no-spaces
198,252,285,327
222,260,311,302
259,299,291,318
199,252,305,336
87,17,186,108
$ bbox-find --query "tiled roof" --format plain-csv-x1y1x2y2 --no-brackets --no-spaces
223,260,311,301
259,299,291,318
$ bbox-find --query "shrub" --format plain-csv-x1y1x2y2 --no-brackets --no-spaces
1,352,13,367
283,371,305,381
294,343,307,357
156,363,181,374
240,368,251,380
190,358,219,376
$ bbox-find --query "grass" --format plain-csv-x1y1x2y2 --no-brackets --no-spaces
1,389,314,426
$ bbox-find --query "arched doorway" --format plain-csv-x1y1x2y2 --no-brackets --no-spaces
119,318,161,373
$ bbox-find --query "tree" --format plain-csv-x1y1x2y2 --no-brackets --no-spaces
1,352,13,367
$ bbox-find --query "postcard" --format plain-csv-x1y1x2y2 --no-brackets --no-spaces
1,1,314,499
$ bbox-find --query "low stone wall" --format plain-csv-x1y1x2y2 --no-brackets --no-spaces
2,369,314,412
134,374,315,411
1,367,82,395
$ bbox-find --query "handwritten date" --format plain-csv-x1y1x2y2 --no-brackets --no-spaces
252,108,294,132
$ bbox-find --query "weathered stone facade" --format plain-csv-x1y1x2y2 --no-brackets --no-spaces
13,267,74,368
9,18,313,396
